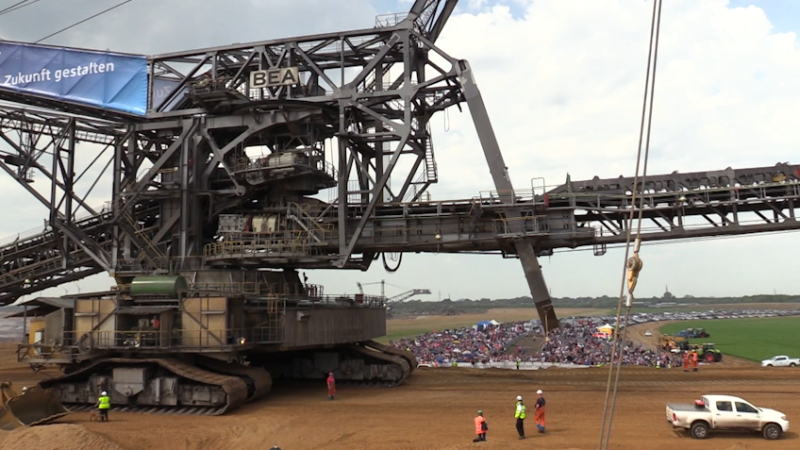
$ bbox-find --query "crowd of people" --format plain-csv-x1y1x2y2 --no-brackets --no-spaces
388,318,685,368
539,323,684,368
389,322,529,365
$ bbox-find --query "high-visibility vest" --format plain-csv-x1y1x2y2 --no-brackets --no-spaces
515,402,526,419
98,395,110,410
474,416,485,434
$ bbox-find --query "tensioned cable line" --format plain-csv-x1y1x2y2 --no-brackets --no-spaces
597,1,664,449
35,0,135,44
0,0,36,16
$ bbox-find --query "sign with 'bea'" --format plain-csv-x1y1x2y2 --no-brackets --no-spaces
249,67,300,88
0,42,147,115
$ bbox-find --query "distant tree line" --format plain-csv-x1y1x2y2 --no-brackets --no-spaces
388,294,800,315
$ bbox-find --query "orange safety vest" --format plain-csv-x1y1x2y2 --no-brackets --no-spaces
474,416,485,434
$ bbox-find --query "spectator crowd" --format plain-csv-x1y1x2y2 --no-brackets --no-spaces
389,322,529,366
389,318,685,368
539,322,683,368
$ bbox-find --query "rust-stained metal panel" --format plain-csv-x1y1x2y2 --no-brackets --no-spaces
281,306,386,348
182,297,227,348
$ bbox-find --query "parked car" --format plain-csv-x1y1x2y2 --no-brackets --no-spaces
644,329,652,337
666,395,788,440
761,356,799,367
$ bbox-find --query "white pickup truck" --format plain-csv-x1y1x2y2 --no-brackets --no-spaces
761,355,799,367
666,395,789,440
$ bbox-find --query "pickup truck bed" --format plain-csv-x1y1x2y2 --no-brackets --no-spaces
666,403,705,413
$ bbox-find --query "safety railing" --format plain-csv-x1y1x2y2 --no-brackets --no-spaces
491,215,553,236
114,256,171,273
204,230,325,258
323,294,385,307
23,326,285,355
0,250,103,286
188,281,324,298
375,12,408,28
475,179,800,207
17,340,77,362
0,206,112,250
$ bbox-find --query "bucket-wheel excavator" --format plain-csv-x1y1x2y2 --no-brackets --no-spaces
2,0,800,416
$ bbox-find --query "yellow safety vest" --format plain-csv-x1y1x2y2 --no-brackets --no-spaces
98,395,110,409
515,402,526,419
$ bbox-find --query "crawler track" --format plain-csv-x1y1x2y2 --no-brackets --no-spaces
343,341,413,387
39,357,250,416
196,357,272,402
364,340,418,372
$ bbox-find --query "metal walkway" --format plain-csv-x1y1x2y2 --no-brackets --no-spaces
3,162,799,304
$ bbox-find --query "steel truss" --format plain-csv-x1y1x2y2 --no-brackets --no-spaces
1,0,798,331
142,2,471,267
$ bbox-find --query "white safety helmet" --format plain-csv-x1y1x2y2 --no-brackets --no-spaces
516,395,522,401
101,391,107,396
536,390,543,395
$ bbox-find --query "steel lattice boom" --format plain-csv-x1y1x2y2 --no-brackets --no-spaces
1,1,799,332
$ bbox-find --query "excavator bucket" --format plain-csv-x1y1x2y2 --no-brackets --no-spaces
0,385,71,431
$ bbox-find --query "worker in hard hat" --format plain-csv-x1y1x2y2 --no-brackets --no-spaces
21,386,27,395
96,390,111,421
514,395,526,439
534,389,546,433
326,372,336,400
472,410,487,442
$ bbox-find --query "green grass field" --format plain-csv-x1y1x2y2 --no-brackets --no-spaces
659,316,800,362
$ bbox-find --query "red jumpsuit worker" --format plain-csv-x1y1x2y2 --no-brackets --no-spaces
327,372,336,400
534,390,546,433
692,351,699,372
683,352,690,372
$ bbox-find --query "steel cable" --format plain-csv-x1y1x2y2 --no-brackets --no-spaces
0,0,36,16
597,1,663,449
35,0,134,44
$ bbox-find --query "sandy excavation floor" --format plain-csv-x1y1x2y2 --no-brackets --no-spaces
1,344,798,450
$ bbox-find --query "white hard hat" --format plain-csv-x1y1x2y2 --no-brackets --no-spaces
101,391,107,396
516,395,522,401
537,390,543,394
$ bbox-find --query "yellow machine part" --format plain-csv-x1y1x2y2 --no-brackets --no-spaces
0,383,71,431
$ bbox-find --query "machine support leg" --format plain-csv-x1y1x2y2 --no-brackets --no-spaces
458,59,559,331
515,241,559,331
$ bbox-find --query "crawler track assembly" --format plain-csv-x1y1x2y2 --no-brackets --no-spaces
39,357,271,416
364,340,418,372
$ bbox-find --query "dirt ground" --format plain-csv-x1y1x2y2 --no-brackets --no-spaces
1,343,799,450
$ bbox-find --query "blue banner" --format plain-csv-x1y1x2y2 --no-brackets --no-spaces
0,42,147,115
151,77,186,112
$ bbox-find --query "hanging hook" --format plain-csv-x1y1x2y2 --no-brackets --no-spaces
625,237,644,303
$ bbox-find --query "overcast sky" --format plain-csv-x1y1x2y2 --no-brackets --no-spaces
2,0,800,302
